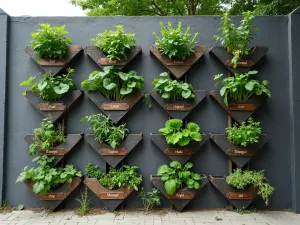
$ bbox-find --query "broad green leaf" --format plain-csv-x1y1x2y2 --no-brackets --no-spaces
164,179,177,195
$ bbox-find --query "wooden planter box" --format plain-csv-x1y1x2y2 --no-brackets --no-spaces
209,175,258,210
150,133,207,165
150,90,206,120
150,174,208,211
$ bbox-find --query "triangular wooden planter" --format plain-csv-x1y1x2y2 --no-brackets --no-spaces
209,175,258,210
84,178,135,211
150,90,206,120
24,134,83,166
87,91,144,124
150,133,207,165
85,46,142,70
24,177,82,211
25,90,83,123
25,45,83,76
150,174,208,211
150,46,206,79
209,46,268,74
209,91,267,124
85,134,143,168
210,134,268,168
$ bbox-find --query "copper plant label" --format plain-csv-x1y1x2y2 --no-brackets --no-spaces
166,191,194,199
99,192,126,199
98,58,127,66
164,104,193,111
39,58,66,66
226,59,255,67
226,148,256,157
226,192,254,200
164,148,192,156
101,103,130,111
99,148,128,156
38,192,66,200
38,103,66,112
39,148,65,156
228,103,256,111
166,59,193,66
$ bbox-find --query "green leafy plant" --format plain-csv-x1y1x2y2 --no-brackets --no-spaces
81,114,128,148
153,22,198,59
214,70,271,106
157,161,201,195
16,155,82,194
91,25,136,60
20,68,76,102
84,163,104,180
226,117,261,147
226,168,274,205
81,66,144,101
152,72,195,100
159,119,202,146
138,188,161,211
31,23,72,59
76,187,91,215
214,11,257,68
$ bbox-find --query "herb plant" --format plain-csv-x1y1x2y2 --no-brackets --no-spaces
152,72,195,100
153,22,198,59
139,188,161,211
31,23,72,59
84,163,104,180
16,155,82,194
159,119,202,146
81,114,129,148
226,169,274,205
81,66,144,100
226,117,261,147
91,25,136,60
157,161,201,195
214,70,271,106
20,68,76,102
214,11,257,68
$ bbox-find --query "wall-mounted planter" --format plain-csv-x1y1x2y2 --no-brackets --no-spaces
84,177,136,211
209,46,268,74
210,134,268,168
150,46,206,79
85,134,142,168
87,90,144,124
209,175,258,210
150,133,207,165
24,177,82,211
24,90,83,123
150,90,206,120
24,45,83,76
85,46,142,71
209,91,267,124
24,134,83,166
150,174,208,211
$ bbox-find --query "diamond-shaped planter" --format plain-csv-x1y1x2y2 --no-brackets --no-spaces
84,177,137,211
209,46,268,74
24,177,82,211
150,90,206,120
210,134,268,168
209,91,267,124
25,90,83,123
25,45,83,76
87,91,144,124
85,134,143,168
150,174,208,211
209,175,258,210
150,133,207,165
24,134,83,166
150,46,206,79
85,46,142,70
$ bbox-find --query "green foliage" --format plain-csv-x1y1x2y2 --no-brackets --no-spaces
157,161,201,195
153,22,198,59
226,168,274,205
254,0,300,15
214,70,271,106
81,114,128,148
226,117,261,147
138,188,161,211
214,11,257,68
29,116,65,156
16,155,82,195
81,66,144,101
91,25,136,60
76,187,91,215
31,23,72,59
159,119,202,146
152,72,195,100
84,163,104,180
20,68,76,102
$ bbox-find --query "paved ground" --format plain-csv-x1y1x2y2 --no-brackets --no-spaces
0,209,299,225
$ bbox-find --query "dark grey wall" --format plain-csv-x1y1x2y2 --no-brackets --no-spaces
0,11,298,210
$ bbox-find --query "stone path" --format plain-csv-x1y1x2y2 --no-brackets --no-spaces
0,210,299,225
